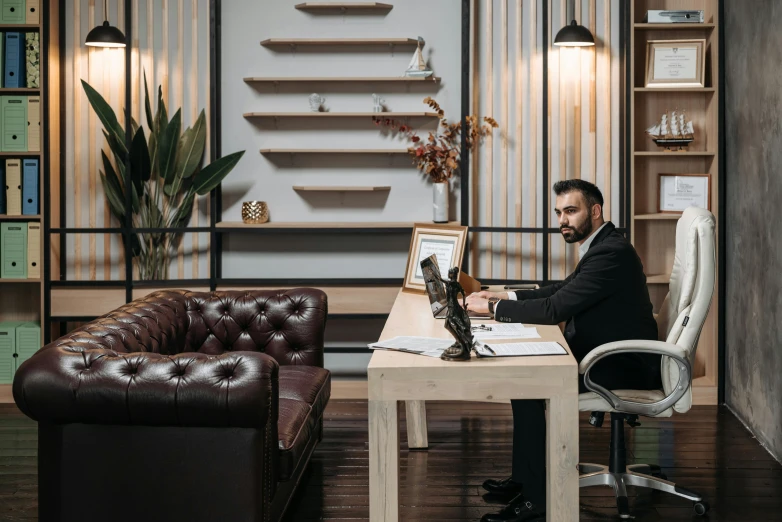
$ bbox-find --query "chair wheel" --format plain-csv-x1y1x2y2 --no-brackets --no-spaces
694,501,709,516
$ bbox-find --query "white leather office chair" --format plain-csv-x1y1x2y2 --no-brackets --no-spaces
577,206,715,519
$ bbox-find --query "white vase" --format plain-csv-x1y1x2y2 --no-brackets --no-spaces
433,182,449,223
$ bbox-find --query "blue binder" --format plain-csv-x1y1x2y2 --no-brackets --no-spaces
0,163,5,214
4,32,23,88
21,158,37,215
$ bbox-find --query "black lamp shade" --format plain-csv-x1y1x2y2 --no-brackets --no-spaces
554,20,595,47
85,20,126,48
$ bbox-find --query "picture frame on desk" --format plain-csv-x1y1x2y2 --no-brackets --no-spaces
645,39,706,88
658,173,711,213
402,223,467,294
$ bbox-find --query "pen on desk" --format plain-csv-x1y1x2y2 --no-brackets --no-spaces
483,344,497,355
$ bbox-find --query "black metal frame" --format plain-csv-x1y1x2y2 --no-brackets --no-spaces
717,0,726,404
43,1,636,354
458,0,630,286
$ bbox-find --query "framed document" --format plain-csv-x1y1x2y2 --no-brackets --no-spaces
645,39,706,88
658,174,711,213
403,223,467,293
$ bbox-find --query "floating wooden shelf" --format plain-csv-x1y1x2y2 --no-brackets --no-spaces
634,23,715,30
0,279,41,283
261,148,409,154
0,214,41,220
261,38,417,47
245,111,438,118
646,274,671,284
295,2,393,10
216,221,456,229
634,213,681,221
0,24,39,30
634,151,716,157
293,185,391,192
634,87,715,92
244,76,439,83
0,88,40,93
0,152,41,157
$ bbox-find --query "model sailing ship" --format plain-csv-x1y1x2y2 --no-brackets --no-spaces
405,37,434,78
645,110,695,151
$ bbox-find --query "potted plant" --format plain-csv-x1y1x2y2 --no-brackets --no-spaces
373,97,497,222
82,73,245,280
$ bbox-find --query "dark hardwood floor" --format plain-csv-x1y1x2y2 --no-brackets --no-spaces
0,401,780,521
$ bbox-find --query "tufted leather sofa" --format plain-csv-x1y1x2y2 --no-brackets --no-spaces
13,289,331,522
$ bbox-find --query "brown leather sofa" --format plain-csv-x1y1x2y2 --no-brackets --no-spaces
13,289,331,522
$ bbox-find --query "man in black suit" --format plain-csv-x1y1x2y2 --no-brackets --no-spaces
465,180,660,522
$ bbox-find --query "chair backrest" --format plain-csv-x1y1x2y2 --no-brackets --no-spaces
655,206,716,413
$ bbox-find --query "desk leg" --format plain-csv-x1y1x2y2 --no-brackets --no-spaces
405,400,428,449
546,393,579,522
369,400,400,522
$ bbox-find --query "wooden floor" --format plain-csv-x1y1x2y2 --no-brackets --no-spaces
0,401,780,521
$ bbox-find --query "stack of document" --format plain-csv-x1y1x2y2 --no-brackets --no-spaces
475,342,567,357
470,323,540,340
368,336,453,358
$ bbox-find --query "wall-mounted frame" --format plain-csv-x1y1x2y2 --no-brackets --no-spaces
658,173,711,213
645,38,706,88
402,223,467,294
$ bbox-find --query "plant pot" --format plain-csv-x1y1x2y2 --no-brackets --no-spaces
433,182,449,223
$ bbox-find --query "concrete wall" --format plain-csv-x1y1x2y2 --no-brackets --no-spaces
725,0,782,462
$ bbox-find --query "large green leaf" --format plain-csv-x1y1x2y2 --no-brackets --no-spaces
176,111,207,180
192,150,245,196
158,109,181,189
171,191,195,228
81,80,127,154
148,130,158,180
156,86,168,137
143,71,155,134
130,126,151,193
100,173,125,221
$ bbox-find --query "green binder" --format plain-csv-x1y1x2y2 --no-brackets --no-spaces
0,95,27,151
0,31,4,89
14,321,39,372
1,221,27,278
0,0,24,24
0,322,21,384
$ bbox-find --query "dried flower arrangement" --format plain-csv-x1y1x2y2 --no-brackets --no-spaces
372,97,498,183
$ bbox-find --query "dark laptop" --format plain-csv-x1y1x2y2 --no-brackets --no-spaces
420,255,492,319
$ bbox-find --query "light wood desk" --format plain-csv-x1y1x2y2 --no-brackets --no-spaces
368,290,579,522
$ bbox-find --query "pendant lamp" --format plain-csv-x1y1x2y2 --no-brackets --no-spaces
554,0,595,47
85,0,126,48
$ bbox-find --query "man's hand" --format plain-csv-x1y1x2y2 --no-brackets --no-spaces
465,293,491,313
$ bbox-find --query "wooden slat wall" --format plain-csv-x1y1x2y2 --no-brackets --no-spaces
63,0,211,281
471,0,622,282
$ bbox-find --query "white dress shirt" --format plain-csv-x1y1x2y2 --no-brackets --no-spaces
505,222,607,301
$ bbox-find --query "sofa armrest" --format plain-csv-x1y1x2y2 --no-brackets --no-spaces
13,347,279,429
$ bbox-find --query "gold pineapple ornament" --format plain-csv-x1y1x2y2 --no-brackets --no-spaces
241,201,269,224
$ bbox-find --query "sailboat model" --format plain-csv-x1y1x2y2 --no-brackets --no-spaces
405,37,434,78
645,109,694,151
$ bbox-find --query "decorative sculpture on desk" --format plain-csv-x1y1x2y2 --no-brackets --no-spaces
438,266,474,361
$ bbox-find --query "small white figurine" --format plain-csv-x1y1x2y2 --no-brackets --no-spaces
309,93,325,112
372,94,385,113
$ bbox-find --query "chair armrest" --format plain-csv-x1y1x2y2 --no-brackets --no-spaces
13,347,279,429
579,340,691,417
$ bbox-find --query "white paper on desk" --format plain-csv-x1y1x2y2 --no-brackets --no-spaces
368,336,454,353
419,348,446,358
472,324,540,340
476,341,567,357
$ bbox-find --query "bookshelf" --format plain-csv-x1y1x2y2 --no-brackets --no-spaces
0,2,53,400
294,2,394,11
244,77,439,83
631,0,720,403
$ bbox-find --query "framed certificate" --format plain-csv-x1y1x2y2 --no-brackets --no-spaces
403,223,467,293
658,174,711,213
645,39,706,88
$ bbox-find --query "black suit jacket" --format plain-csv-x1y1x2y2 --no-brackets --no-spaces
494,222,658,363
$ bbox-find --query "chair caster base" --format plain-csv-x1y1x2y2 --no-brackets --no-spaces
694,501,710,516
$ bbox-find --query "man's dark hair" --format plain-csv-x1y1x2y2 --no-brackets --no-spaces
553,179,604,213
